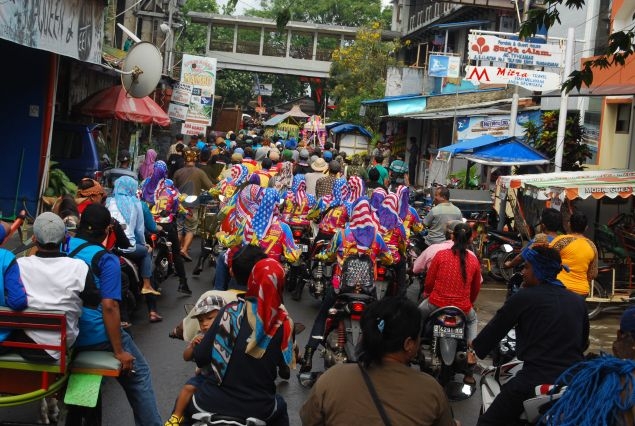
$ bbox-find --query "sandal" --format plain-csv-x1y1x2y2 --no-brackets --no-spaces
180,251,193,262
149,312,163,323
141,287,161,296
164,414,183,426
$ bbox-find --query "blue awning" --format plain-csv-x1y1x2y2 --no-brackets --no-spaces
440,136,549,166
429,20,490,30
361,94,424,105
328,123,372,139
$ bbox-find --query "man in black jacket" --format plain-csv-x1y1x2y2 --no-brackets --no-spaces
471,245,589,425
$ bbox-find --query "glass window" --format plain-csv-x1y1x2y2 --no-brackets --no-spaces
616,103,632,133
51,130,83,160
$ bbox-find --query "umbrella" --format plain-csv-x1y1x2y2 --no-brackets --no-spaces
78,85,170,127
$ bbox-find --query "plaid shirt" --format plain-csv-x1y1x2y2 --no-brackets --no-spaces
315,175,337,200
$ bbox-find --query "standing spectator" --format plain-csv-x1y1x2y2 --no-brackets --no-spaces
195,133,206,150
173,149,213,261
167,142,185,179
422,187,463,249
408,137,419,185
139,149,157,180
295,149,312,175
168,134,185,156
315,160,341,200
347,155,369,182
304,158,328,197
366,168,385,193
389,153,409,188
370,154,389,187
549,212,598,296
69,204,163,425
504,208,563,270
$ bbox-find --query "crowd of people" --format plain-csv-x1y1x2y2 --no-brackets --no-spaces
0,127,633,426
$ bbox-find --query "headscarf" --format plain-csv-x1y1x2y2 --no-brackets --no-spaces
244,188,279,243
347,176,366,203
274,162,294,193
395,185,410,220
138,149,157,180
291,174,316,207
521,247,568,287
320,178,351,213
377,193,401,233
349,198,377,251
112,176,139,224
220,164,249,193
245,258,294,366
142,160,167,204
369,188,387,212
233,184,263,226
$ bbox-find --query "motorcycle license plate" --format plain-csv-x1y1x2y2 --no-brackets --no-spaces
433,325,464,339
300,244,309,253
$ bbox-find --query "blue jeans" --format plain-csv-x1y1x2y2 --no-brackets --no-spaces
78,330,162,426
213,251,230,290
306,287,337,351
122,244,152,278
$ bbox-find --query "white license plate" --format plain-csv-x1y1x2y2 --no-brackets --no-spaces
301,244,309,253
433,325,464,339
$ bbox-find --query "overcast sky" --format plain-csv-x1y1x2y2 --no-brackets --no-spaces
217,0,393,15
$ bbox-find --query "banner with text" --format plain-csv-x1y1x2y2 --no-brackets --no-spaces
0,0,105,64
464,65,561,91
428,55,461,78
168,82,193,121
468,34,565,68
180,54,217,127
456,111,542,140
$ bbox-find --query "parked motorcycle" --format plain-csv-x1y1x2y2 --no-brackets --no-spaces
417,305,475,400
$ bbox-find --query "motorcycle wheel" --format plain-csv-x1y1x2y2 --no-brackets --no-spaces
587,279,607,320
499,251,520,282
488,249,506,281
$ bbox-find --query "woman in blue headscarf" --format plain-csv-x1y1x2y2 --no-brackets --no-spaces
106,176,160,298
141,160,168,204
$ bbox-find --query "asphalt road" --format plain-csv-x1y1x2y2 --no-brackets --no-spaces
0,237,622,425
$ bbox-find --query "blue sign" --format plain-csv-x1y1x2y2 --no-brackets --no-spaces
428,55,450,77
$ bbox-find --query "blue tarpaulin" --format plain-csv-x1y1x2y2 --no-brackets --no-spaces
440,135,549,166
327,123,372,138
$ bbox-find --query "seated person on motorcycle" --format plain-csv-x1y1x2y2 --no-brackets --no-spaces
307,178,351,245
422,187,463,250
471,244,589,426
0,217,27,342
346,175,366,206
184,251,294,426
165,294,228,426
301,297,458,426
76,178,105,214
300,198,392,374
280,174,316,226
540,307,635,426
106,176,160,296
142,161,191,295
396,185,423,238
212,164,249,209
376,193,408,296
419,222,482,384
413,220,464,276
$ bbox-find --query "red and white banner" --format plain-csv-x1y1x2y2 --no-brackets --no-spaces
468,34,565,68
464,65,561,91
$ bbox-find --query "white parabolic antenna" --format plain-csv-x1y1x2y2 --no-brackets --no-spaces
121,42,163,98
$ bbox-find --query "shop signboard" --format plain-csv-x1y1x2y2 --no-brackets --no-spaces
464,65,561,91
181,121,207,136
428,55,461,78
180,54,217,126
168,103,189,121
0,0,105,64
171,83,193,105
253,83,273,96
468,34,565,68
456,111,542,140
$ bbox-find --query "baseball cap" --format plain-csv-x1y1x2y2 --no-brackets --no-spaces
323,151,333,161
269,149,280,162
33,212,66,245
79,203,111,233
328,160,341,174
620,306,635,333
189,294,227,318
299,149,309,160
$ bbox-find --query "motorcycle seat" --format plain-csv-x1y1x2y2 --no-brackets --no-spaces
337,292,376,303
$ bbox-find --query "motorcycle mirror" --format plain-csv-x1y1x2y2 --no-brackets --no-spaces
445,381,475,401
184,195,198,204
502,244,514,253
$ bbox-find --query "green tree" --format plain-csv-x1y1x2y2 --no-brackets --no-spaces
328,23,401,133
177,0,219,56
523,111,592,171
520,0,634,93
249,0,385,27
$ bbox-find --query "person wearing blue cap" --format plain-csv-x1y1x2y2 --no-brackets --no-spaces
322,150,333,162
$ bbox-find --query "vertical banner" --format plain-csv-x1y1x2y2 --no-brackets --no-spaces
180,54,217,134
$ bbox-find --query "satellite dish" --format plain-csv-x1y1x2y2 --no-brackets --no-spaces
121,42,163,98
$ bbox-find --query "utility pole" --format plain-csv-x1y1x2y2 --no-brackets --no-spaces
554,27,575,172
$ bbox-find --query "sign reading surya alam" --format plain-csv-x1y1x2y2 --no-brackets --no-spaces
0,0,105,64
